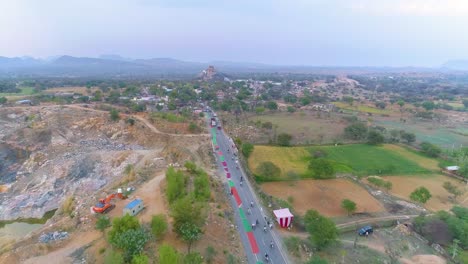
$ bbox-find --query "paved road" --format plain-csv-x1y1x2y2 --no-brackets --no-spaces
206,111,289,264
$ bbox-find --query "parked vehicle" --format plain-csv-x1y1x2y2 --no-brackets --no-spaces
358,225,373,236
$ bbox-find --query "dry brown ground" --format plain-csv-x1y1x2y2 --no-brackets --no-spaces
261,179,385,217
383,174,468,212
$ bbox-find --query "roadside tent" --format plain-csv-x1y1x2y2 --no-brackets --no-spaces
273,208,294,228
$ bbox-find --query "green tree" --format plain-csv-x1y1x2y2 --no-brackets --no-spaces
151,214,168,240
300,97,311,106
112,228,150,262
304,210,338,249
341,199,357,216
397,100,405,108
309,158,335,179
420,141,442,157
241,142,254,158
401,132,416,144
256,161,281,179
277,133,293,146
110,108,120,121
194,170,211,201
375,101,386,109
188,122,200,133
255,106,265,115
184,161,197,173
108,214,141,243
344,123,368,140
165,166,186,204
266,101,278,110
0,97,7,104
463,99,468,108
158,244,181,264
184,252,204,264
171,197,205,253
410,187,432,204
367,130,384,145
95,215,111,235
287,106,296,113
443,182,463,201
342,96,354,105
422,101,436,111
131,254,149,264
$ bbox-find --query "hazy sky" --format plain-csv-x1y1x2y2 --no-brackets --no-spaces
2,0,468,67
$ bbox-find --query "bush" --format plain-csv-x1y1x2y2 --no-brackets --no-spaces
188,122,201,133
110,108,120,121
277,133,293,146
284,236,301,256
367,176,392,190
308,158,335,179
256,161,281,179
367,130,384,145
151,214,168,239
126,118,135,126
344,122,367,140
420,141,442,157
204,246,217,264
241,142,254,158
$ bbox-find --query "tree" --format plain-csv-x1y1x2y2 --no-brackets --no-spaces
158,244,181,264
241,142,254,158
110,108,120,121
422,101,436,111
171,197,205,253
265,101,278,110
443,182,463,201
104,248,124,264
367,130,384,145
277,133,293,146
131,254,149,264
194,170,211,201
188,122,200,133
375,101,386,109
309,158,335,179
151,214,168,240
256,161,281,179
397,100,405,108
420,141,441,157
344,123,368,140
108,214,141,243
401,132,416,144
112,228,150,262
165,166,186,204
342,96,354,105
304,210,338,249
184,252,204,264
255,107,265,115
410,187,432,204
341,199,357,216
0,97,7,104
287,106,296,113
300,97,311,106
95,215,111,235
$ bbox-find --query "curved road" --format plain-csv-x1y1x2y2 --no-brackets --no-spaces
206,111,289,264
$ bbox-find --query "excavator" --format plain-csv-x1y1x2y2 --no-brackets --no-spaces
92,191,126,214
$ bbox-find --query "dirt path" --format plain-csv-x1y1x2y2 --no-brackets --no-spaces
23,231,101,264
336,215,419,229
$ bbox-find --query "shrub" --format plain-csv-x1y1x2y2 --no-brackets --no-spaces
308,158,335,179
277,133,293,146
110,108,120,121
420,141,442,157
256,161,281,179
151,214,168,239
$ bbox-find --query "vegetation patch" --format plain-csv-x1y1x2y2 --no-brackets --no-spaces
333,101,392,115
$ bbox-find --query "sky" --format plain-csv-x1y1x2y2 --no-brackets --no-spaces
1,0,468,67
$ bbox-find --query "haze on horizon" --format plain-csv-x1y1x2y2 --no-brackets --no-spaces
2,0,468,67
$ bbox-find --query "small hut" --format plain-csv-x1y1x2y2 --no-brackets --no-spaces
273,208,294,228
123,199,144,216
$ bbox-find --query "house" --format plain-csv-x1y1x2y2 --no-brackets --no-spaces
445,166,460,172
123,199,144,216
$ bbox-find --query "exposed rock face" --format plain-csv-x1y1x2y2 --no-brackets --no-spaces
0,106,155,221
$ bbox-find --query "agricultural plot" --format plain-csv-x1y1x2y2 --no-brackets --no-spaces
382,174,468,212
249,144,429,179
0,87,36,98
261,179,384,216
248,112,347,144
332,102,393,115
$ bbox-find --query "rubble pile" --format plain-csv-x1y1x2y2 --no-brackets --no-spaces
39,231,69,243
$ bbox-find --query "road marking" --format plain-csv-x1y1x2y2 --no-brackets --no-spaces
247,231,259,254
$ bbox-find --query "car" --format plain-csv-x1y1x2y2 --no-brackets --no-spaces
358,225,373,236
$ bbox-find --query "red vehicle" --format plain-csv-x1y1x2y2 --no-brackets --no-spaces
92,192,126,214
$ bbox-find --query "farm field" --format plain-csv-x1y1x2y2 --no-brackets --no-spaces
0,87,36,98
332,101,393,115
376,119,468,148
382,174,468,212
248,111,347,144
249,144,430,179
261,179,384,216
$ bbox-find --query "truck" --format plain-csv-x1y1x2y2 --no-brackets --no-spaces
210,117,217,127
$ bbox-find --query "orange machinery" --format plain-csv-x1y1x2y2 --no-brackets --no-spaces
92,191,126,214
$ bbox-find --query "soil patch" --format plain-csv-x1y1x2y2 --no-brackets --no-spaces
261,179,385,216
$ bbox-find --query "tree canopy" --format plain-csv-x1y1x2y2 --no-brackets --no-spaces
410,186,432,204
304,210,338,249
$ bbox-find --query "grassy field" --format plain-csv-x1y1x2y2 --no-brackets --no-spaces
261,179,384,216
332,102,393,115
249,144,430,179
0,87,36,97
248,111,347,144
383,174,468,212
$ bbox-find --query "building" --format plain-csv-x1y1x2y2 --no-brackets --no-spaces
123,199,144,216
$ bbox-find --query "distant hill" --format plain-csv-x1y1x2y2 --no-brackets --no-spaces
441,60,468,71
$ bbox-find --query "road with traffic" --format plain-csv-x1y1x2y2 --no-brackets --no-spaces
206,111,289,264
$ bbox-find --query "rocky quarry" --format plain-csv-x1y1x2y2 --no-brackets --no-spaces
0,105,210,221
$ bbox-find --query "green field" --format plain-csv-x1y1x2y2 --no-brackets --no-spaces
0,87,36,97
249,144,431,180
332,102,392,115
